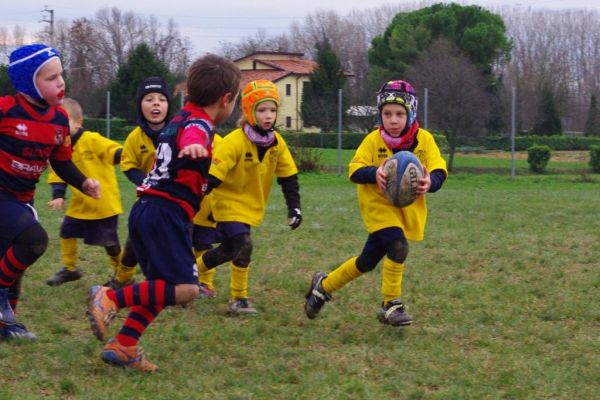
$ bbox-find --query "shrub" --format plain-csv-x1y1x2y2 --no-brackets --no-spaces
289,145,322,172
527,144,552,173
590,145,600,173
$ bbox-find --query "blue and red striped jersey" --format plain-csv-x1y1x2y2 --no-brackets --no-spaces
137,103,214,220
0,93,71,202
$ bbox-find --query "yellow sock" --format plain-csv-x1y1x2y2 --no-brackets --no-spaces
195,250,216,289
229,263,249,299
60,238,78,271
115,262,136,284
381,258,404,304
108,250,121,273
321,256,362,293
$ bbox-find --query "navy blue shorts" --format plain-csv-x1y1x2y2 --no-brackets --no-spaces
128,196,198,284
217,221,251,240
192,224,222,251
0,196,40,255
60,215,120,247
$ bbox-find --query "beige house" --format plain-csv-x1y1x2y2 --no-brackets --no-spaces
234,51,317,131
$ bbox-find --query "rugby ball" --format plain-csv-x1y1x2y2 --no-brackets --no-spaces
383,151,424,208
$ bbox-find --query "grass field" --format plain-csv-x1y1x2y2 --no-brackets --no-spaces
1,150,599,399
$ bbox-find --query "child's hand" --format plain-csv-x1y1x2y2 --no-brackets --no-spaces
287,208,302,230
48,198,65,211
178,144,208,159
416,167,431,197
376,160,388,192
82,178,101,199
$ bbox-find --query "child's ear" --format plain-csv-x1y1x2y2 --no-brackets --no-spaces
222,92,233,106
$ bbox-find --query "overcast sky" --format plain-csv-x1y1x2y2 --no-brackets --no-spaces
3,0,600,57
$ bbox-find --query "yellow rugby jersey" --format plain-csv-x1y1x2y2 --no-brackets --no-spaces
47,130,123,219
120,126,156,175
210,128,298,227
348,128,447,240
193,133,222,228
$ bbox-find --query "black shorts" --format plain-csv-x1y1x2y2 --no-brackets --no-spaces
60,215,120,247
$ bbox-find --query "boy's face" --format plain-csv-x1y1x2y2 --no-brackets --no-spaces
254,100,277,131
67,115,83,136
36,58,65,106
214,91,239,125
141,92,169,126
381,103,408,137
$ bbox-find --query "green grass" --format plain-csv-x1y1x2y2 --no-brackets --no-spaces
1,153,599,399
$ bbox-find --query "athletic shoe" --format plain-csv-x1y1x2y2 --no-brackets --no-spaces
227,298,258,315
102,277,135,290
101,338,158,372
197,283,216,299
0,321,37,341
304,272,332,319
0,288,16,324
87,285,118,341
46,267,83,286
377,299,413,326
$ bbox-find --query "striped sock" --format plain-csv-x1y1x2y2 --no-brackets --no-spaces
107,279,176,308
0,247,29,288
8,275,22,313
115,305,163,346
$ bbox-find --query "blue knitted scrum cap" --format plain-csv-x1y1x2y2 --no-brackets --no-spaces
8,44,61,101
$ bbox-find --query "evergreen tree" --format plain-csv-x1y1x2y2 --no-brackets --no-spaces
109,43,173,122
0,65,15,95
585,93,600,136
532,87,562,136
368,3,511,88
301,39,347,132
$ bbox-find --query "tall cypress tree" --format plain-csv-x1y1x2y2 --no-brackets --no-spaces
585,93,600,136
532,87,562,136
301,39,346,132
109,43,173,123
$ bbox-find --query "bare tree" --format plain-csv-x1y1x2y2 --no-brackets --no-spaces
499,7,600,132
409,39,491,170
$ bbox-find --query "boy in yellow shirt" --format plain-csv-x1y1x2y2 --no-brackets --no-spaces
304,80,447,326
46,98,123,285
196,80,302,314
105,77,172,289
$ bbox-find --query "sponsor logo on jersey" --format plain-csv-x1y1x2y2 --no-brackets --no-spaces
15,123,28,136
11,160,47,174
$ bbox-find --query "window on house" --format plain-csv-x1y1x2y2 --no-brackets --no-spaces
286,116,292,128
286,84,291,96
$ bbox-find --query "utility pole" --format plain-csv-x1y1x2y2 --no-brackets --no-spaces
40,6,54,45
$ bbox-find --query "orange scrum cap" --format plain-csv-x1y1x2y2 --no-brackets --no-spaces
241,80,280,126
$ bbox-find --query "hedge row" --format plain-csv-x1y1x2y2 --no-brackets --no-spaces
83,117,134,141
83,118,600,152
281,132,600,151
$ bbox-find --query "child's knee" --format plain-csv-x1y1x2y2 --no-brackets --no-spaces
387,238,409,264
175,283,199,304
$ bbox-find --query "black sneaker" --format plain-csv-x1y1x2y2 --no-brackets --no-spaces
377,299,412,326
46,268,83,286
227,298,258,315
103,277,135,290
304,272,332,319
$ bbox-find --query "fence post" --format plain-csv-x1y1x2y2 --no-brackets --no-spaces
337,88,343,175
423,87,428,130
106,91,111,139
511,86,516,179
